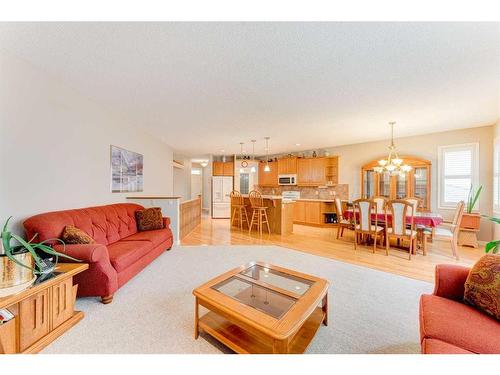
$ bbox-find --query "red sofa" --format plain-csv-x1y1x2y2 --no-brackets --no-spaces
24,203,173,304
419,264,500,354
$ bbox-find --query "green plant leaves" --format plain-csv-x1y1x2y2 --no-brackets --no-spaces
466,185,482,213
485,240,499,254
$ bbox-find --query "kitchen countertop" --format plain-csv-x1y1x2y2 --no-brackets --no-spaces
241,194,282,200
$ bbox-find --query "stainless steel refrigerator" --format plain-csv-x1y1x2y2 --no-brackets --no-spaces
212,176,233,218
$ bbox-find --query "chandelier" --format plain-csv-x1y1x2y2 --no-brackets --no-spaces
373,122,412,175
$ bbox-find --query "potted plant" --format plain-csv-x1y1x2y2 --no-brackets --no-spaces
0,217,80,297
483,216,500,254
460,185,482,230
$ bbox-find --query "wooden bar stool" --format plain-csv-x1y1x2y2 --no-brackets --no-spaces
248,190,271,235
230,190,249,231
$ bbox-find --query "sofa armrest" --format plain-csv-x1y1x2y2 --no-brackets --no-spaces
433,264,470,301
53,243,109,263
162,217,171,228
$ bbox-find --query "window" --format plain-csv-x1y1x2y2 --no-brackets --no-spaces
494,138,500,212
438,143,479,209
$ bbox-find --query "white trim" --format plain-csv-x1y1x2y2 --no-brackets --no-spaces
494,137,500,212
438,142,479,210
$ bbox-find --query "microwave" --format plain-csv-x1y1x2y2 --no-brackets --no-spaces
278,174,297,185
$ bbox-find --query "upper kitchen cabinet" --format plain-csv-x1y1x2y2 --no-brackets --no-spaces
258,161,278,186
361,156,431,211
277,156,298,175
213,161,234,176
297,157,337,186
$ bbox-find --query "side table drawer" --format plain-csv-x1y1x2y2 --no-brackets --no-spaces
19,289,50,351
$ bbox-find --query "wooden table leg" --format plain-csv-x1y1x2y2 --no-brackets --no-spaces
272,338,288,354
322,293,328,326
194,297,199,339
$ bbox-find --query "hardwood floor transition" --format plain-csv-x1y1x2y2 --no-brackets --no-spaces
181,215,484,283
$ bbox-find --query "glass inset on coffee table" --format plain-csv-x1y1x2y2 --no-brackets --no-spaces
193,262,329,354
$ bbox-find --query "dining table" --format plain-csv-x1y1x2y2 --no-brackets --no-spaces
343,209,444,228
343,208,444,253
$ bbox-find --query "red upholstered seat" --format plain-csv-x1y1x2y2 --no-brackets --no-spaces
421,338,473,354
23,203,174,301
420,294,500,354
124,228,172,248
107,240,153,273
419,264,500,354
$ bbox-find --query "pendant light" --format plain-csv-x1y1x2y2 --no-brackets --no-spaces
264,137,271,172
373,122,412,176
239,142,245,173
250,140,257,173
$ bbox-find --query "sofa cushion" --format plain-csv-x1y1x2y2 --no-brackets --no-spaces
420,294,500,354
135,207,164,231
464,255,500,320
61,225,96,244
421,338,473,354
107,240,153,273
123,228,172,248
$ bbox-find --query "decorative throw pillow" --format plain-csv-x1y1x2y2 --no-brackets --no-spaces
135,207,164,231
61,225,96,244
464,254,500,320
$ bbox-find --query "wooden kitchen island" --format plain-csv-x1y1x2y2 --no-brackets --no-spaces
231,195,295,235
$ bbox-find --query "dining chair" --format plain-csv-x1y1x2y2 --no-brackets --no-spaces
405,197,422,216
230,190,249,231
248,190,271,235
373,196,387,214
352,199,384,253
385,200,417,260
334,197,352,239
431,201,464,260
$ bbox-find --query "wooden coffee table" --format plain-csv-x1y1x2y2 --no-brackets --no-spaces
193,261,329,354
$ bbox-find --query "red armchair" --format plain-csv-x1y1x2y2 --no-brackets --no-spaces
419,264,500,354
24,203,173,304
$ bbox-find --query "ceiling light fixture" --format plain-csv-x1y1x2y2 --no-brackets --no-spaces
200,161,208,168
373,122,412,176
264,137,271,172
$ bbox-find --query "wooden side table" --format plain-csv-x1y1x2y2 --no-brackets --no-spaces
458,228,479,248
0,263,88,354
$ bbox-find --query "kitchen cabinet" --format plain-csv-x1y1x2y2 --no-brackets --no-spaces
304,201,322,224
297,157,330,186
258,161,278,187
278,157,298,175
293,200,306,222
361,156,431,211
213,161,234,176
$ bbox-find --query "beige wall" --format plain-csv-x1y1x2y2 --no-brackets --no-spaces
493,121,500,240
322,125,494,240
0,52,174,234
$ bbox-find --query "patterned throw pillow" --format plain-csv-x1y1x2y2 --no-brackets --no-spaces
464,255,500,320
61,225,96,244
135,207,164,231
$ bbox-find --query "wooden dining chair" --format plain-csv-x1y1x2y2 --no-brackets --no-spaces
248,190,271,235
334,197,352,239
431,201,464,260
372,196,387,214
405,197,422,216
385,200,417,260
352,199,384,253
230,190,249,231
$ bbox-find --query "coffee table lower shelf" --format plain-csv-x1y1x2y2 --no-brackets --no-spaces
198,306,325,354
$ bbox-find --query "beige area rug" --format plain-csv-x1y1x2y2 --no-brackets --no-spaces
42,245,433,354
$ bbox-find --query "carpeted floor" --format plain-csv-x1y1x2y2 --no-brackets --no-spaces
43,245,433,354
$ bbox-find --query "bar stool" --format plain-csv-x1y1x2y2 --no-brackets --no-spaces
248,190,271,235
230,190,249,231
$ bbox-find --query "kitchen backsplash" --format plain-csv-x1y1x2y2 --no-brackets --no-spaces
257,184,349,200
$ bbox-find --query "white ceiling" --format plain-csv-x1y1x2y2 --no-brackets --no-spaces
1,22,499,156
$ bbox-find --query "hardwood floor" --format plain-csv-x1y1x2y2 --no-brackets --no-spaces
181,215,484,283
